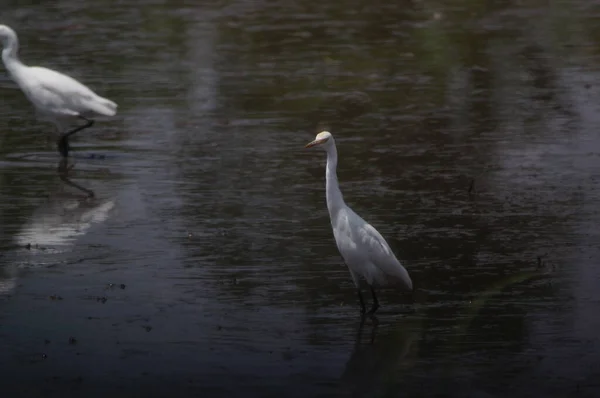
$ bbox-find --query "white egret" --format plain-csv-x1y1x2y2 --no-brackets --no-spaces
0,24,117,157
306,131,413,315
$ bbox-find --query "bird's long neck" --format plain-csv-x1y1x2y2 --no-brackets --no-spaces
325,143,345,218
1,32,24,78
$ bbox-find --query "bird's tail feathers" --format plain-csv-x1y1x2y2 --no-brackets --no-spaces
86,95,118,117
395,266,413,291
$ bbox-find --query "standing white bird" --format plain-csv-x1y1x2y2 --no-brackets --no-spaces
0,24,117,158
306,131,413,315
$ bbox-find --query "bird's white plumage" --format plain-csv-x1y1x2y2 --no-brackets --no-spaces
306,131,413,291
30,67,115,116
333,207,412,289
14,66,116,120
0,24,116,135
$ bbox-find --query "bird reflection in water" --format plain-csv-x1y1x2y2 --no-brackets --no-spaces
14,159,115,249
0,261,18,296
341,315,418,398
57,158,95,198
357,315,380,344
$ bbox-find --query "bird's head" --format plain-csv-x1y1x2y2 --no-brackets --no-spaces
305,131,334,150
0,25,17,48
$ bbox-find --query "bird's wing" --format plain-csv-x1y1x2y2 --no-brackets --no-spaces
332,208,412,289
29,67,116,116
31,67,96,96
356,220,412,289
332,209,360,262
333,209,394,262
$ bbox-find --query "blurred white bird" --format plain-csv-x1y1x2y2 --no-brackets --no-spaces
306,131,413,315
0,24,117,157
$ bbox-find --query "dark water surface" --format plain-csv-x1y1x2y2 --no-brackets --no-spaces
1,0,600,397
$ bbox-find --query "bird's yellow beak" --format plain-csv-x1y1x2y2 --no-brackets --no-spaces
305,138,328,148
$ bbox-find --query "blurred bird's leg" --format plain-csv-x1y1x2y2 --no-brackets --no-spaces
57,157,73,173
65,116,94,138
349,269,366,315
367,286,379,315
357,289,366,315
355,315,366,347
368,315,379,343
58,116,94,157
57,136,70,157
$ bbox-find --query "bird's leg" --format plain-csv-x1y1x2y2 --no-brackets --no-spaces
57,136,71,158
357,289,366,315
354,316,366,347
369,315,379,344
57,116,95,157
57,158,74,174
65,116,94,138
367,286,380,315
